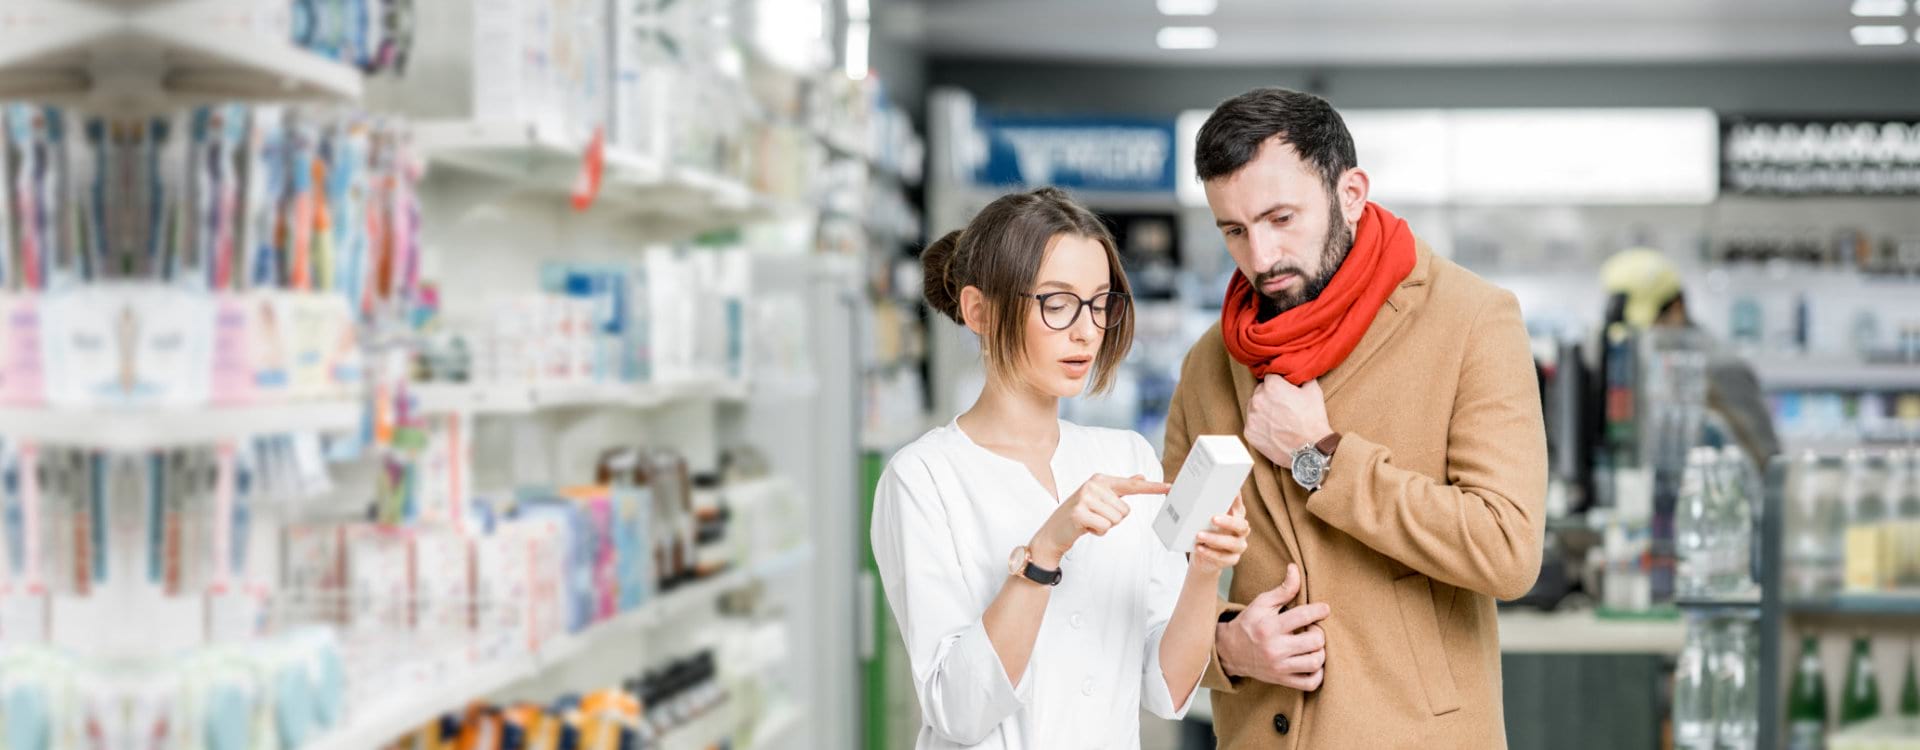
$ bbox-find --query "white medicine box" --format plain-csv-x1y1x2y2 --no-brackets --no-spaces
1154,436,1254,553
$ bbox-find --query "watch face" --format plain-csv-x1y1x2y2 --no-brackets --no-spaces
1292,450,1326,488
1009,546,1027,576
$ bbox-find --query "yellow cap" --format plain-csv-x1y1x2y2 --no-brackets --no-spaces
1599,248,1683,329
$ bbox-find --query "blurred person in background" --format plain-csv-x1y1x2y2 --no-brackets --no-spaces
1165,87,1547,749
870,187,1253,750
1599,248,1781,468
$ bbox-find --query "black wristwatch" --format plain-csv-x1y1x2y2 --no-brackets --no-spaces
1008,545,1063,586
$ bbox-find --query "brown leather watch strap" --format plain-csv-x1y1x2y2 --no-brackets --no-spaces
1315,432,1343,457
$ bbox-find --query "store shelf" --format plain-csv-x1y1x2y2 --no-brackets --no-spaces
301,652,538,750
0,400,362,450
749,704,805,750
303,544,814,750
411,379,750,417
1757,359,1920,391
414,119,807,233
659,703,743,750
1786,593,1920,617
1497,608,1687,655
1674,594,1763,611
0,0,362,104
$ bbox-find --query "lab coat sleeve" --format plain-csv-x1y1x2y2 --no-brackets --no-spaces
1304,289,1548,601
1133,433,1201,720
871,452,1033,745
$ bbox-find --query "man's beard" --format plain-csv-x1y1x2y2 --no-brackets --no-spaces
1256,211,1354,320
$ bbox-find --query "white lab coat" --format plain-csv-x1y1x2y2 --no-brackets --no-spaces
871,418,1198,750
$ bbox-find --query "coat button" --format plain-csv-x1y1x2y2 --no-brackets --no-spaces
1273,713,1290,735
1070,612,1084,629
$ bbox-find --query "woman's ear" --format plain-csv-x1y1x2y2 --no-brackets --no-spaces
959,285,989,336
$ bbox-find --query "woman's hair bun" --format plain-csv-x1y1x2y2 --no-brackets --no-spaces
921,229,966,324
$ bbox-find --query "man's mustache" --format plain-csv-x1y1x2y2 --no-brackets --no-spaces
1255,264,1308,287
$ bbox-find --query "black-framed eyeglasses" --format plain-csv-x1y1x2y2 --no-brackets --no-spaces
1032,291,1131,331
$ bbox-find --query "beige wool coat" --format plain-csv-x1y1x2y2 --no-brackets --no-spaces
1163,240,1548,749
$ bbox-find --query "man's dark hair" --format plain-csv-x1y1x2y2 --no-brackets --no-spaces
1194,87,1358,194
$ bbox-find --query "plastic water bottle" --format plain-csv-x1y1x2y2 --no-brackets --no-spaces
1713,448,1755,594
1677,447,1719,597
1713,618,1759,750
1675,617,1718,750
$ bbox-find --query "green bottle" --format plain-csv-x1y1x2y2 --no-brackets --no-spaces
1841,635,1881,726
1787,637,1830,750
1902,641,1919,718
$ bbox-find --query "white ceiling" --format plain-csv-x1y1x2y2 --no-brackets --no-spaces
899,0,1920,65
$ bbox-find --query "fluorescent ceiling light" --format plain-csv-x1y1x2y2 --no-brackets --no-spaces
1157,0,1218,16
1157,26,1218,50
1850,24,1910,44
1851,0,1906,16
848,0,870,22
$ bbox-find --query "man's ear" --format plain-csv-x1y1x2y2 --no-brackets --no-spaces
1338,167,1371,230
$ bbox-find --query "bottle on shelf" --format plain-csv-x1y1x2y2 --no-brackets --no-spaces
1892,449,1920,590
1675,616,1717,749
1678,448,1719,598
1842,450,1890,593
1903,640,1919,719
1842,635,1883,727
1786,453,1846,599
1788,636,1831,750
1713,447,1755,594
1711,617,1760,750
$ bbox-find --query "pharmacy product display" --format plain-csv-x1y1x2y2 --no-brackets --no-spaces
377,646,795,750
1672,447,1920,748
0,103,420,413
1676,446,1761,600
410,248,751,394
0,630,348,750
1784,448,1920,599
294,0,417,76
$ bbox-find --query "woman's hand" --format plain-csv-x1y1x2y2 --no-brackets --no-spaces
1189,495,1250,576
1029,474,1171,567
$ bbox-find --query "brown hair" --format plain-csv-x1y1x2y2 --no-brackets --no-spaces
921,187,1133,395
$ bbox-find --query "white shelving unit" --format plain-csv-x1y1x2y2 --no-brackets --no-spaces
1756,358,1920,391
0,0,361,104
0,400,362,450
411,379,751,417
412,118,808,235
303,544,815,750
750,704,807,750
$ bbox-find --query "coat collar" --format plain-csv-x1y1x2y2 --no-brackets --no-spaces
1314,237,1435,400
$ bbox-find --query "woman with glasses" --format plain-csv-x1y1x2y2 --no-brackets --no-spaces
871,187,1251,750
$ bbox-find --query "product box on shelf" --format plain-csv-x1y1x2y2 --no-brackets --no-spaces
560,485,620,621
39,285,214,409
0,294,44,406
514,494,595,634
609,0,686,164
400,0,613,146
282,524,348,625
410,527,475,658
341,524,414,637
610,483,654,612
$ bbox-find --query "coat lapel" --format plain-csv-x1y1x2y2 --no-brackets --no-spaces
1318,239,1436,400
1230,354,1306,578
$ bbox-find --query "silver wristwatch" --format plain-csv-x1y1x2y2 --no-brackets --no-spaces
1289,433,1344,491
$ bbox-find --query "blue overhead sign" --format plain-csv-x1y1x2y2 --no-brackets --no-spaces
973,116,1177,193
